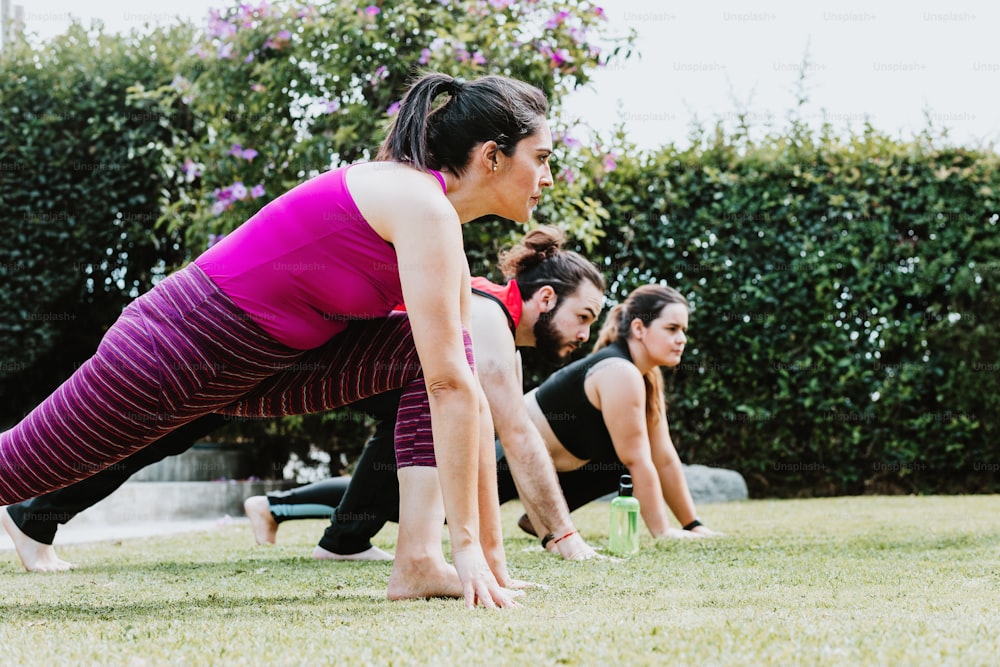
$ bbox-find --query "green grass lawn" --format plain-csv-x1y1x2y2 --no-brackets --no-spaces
2,495,998,666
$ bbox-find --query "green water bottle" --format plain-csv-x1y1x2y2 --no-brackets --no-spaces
609,474,640,556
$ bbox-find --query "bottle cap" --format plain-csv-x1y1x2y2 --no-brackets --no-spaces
619,474,633,497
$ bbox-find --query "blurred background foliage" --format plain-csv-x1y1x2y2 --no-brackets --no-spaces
1,0,997,494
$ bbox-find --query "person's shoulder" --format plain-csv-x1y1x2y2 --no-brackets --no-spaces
346,162,455,238
586,353,642,386
348,162,445,197
470,294,515,350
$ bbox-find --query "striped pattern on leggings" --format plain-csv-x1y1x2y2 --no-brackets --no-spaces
0,264,306,504
224,317,476,470
1,265,473,503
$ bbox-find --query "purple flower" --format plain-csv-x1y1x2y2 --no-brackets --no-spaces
251,184,266,198
488,0,513,8
228,144,258,161
217,42,234,59
321,98,341,114
365,5,381,17
181,157,202,178
244,52,255,63
603,152,618,173
264,29,291,49
544,10,571,30
471,51,486,66
418,48,432,65
386,101,401,116
231,182,249,200
210,200,228,215
561,135,583,150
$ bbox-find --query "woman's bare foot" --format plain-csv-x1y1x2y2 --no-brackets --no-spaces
243,496,278,545
1,508,75,572
386,555,463,601
312,545,393,561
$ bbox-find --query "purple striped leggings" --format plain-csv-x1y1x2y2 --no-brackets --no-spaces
0,264,472,504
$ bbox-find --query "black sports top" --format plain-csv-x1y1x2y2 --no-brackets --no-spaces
533,340,633,461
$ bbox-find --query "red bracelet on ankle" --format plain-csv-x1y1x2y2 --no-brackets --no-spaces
552,530,577,545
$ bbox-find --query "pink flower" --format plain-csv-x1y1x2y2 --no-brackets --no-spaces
251,184,266,198
488,0,513,8
251,83,266,93
217,42,234,59
365,5,381,17
471,51,487,66
418,47,432,65
386,101,401,116
210,200,228,215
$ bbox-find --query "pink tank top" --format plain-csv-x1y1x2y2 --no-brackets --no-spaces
195,165,447,349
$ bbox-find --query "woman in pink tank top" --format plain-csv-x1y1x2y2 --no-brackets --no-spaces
0,73,555,609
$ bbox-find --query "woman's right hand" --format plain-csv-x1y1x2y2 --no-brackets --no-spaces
453,546,522,609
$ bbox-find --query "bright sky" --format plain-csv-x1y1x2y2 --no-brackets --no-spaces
12,0,1000,150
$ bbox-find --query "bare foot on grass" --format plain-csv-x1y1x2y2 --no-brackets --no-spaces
1,507,75,572
386,556,462,601
243,496,278,545
312,545,393,561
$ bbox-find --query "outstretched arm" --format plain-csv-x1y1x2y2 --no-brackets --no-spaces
365,166,515,608
591,361,677,538
649,414,717,536
471,301,596,560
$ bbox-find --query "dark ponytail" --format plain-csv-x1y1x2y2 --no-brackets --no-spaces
498,226,605,301
376,72,549,176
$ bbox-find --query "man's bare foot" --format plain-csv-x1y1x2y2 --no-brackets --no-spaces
1,507,75,572
386,555,462,601
243,496,278,545
312,545,393,561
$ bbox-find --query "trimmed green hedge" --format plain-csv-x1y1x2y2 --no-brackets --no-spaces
567,125,1000,497
0,26,195,419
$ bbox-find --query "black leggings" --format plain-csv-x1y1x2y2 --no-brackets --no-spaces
280,417,626,555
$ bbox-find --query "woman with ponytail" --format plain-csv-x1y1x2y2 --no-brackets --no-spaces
515,284,720,543
1,72,553,608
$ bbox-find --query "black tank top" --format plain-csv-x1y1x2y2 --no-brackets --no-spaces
533,340,633,460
